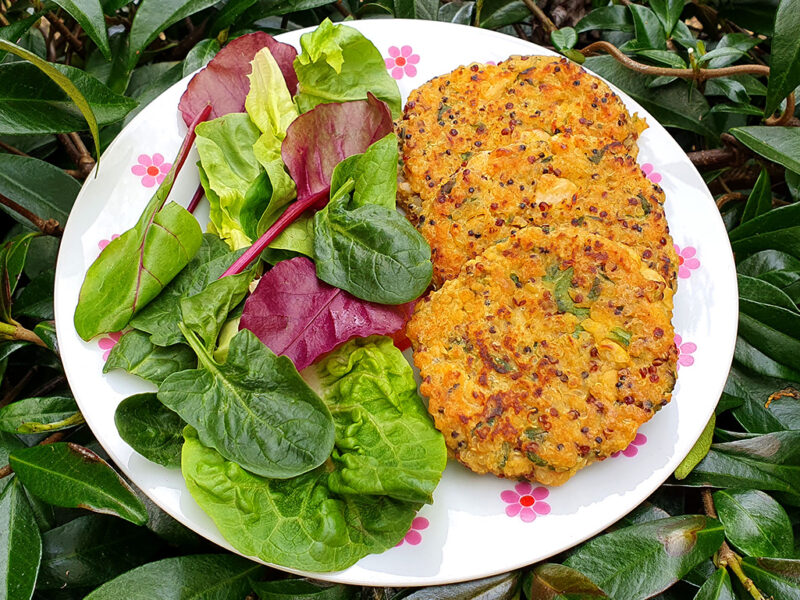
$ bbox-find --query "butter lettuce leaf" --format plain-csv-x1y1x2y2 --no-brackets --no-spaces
195,113,268,250
317,336,446,503
294,19,401,117
182,426,417,572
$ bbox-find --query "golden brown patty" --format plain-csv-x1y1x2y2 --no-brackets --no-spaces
411,132,677,289
406,226,677,486
398,55,647,214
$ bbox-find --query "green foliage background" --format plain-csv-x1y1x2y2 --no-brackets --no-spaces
1,0,799,598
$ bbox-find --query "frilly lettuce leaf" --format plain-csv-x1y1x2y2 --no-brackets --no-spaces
317,336,446,504
293,19,402,117
195,113,267,250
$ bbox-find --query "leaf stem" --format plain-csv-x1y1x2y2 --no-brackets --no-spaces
45,11,83,50
0,321,48,347
580,41,795,125
186,183,205,214
702,489,767,600
220,189,327,278
520,0,556,34
0,139,30,157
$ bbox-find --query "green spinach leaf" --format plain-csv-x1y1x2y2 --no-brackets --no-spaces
115,393,185,468
159,326,334,478
104,330,196,385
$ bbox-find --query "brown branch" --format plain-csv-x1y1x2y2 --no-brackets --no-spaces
333,0,351,18
688,147,738,170
513,22,532,42
0,192,63,236
0,367,37,409
0,140,30,158
45,11,82,50
0,11,9,26
715,192,747,210
580,41,795,125
58,133,94,179
521,0,556,34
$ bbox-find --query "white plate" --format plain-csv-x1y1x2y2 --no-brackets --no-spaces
54,19,737,587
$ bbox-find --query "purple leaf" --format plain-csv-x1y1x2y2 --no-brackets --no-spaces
239,257,408,371
281,93,393,204
179,32,298,127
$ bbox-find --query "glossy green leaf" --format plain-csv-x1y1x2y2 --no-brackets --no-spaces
725,364,800,433
731,126,800,174
182,426,418,572
648,0,684,36
584,56,716,137
714,489,794,557
104,330,196,385
741,169,772,224
551,27,577,52
628,4,667,49
9,443,148,525
131,234,238,347
126,0,218,69
708,33,760,68
0,11,46,64
251,579,356,600
478,0,528,30
159,327,334,478
0,396,80,434
741,558,800,597
680,431,800,497
182,38,220,77
33,321,58,354
0,431,24,465
0,40,103,157
209,0,259,34
438,2,475,24
738,273,798,314
693,568,735,600
739,312,800,372
52,0,111,59
0,232,38,322
0,477,41,600
735,335,800,381
575,6,633,33
525,563,609,599
37,514,160,589
115,393,184,468
14,270,55,321
400,572,520,599
738,249,800,286
674,413,715,480
84,554,265,600
765,0,800,116
562,516,725,599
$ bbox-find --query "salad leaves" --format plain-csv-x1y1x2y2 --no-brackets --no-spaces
178,32,298,127
181,337,443,571
114,393,184,468
294,20,402,118
159,326,334,479
239,257,408,371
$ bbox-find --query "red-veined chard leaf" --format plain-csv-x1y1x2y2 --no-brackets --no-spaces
239,256,408,371
158,326,334,479
178,31,298,127
8,443,148,525
221,94,394,277
73,106,210,340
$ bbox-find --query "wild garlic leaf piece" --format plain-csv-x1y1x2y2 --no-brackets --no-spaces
159,326,334,479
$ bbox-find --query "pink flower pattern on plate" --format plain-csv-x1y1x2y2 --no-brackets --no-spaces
675,334,696,370
131,153,172,188
396,516,429,546
674,244,700,279
98,331,123,361
641,163,662,184
612,433,647,458
501,482,550,522
385,45,420,80
98,233,119,251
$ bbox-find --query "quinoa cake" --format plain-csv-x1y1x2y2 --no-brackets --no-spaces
406,226,678,486
410,132,678,290
397,55,647,218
